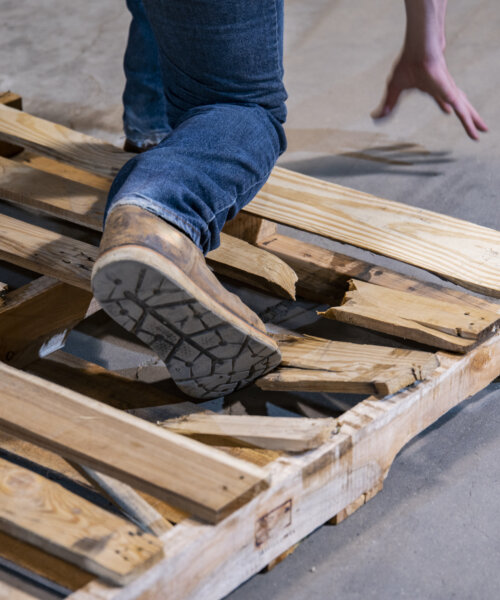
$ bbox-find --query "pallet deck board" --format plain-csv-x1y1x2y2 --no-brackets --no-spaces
0,458,165,585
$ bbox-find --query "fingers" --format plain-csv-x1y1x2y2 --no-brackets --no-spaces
434,97,452,114
371,82,403,119
443,90,488,141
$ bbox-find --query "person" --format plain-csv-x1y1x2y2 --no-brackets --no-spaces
91,0,487,400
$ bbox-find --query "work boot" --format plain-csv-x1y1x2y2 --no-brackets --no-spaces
91,205,281,399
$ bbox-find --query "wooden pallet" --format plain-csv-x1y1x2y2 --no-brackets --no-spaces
0,92,499,600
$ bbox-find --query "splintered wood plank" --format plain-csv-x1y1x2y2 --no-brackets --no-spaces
0,362,270,523
208,233,297,299
257,233,500,314
0,103,131,176
0,458,164,585
0,277,96,366
0,213,96,290
257,334,439,395
222,213,277,244
0,157,297,299
321,280,500,353
160,414,336,452
256,366,417,396
245,166,500,298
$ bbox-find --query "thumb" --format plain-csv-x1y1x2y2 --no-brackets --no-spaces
371,82,402,119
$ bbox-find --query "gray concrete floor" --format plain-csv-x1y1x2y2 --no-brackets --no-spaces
1,1,499,598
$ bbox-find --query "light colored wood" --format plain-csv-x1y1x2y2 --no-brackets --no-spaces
245,166,500,298
160,414,336,452
0,277,96,366
0,458,164,585
73,465,172,536
321,279,500,353
257,367,418,396
0,212,97,290
222,213,277,244
3,105,499,297
67,332,500,600
0,531,93,592
0,362,270,523
328,481,384,525
257,233,500,314
0,103,131,177
0,156,105,229
0,576,48,600
207,233,297,299
0,157,296,299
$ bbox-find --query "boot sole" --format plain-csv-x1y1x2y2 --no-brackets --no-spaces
91,246,281,399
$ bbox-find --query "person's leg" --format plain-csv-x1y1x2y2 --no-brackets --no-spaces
93,0,287,399
107,0,287,253
122,0,171,150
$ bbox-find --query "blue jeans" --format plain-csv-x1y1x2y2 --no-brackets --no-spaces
107,0,287,254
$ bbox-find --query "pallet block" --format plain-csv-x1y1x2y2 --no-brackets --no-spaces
0,95,499,599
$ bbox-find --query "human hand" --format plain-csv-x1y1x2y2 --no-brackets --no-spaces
372,53,488,140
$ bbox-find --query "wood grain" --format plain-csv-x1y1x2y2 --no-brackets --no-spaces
0,457,164,585
321,279,500,353
0,362,270,523
160,414,336,452
257,233,500,314
0,91,23,157
246,166,500,297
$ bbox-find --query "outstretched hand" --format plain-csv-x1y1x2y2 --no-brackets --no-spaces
372,53,488,140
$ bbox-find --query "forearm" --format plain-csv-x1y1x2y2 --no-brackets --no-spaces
403,0,447,61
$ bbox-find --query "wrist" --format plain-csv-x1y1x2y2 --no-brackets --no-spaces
403,0,446,62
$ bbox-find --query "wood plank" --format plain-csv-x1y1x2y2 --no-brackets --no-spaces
3,104,498,297
207,233,296,299
257,233,500,313
276,333,438,378
0,277,96,366
256,366,418,396
0,362,270,523
0,212,96,290
72,465,172,536
160,414,336,452
245,166,500,298
222,213,277,244
0,531,93,592
0,457,164,585
0,103,131,177
0,157,297,299
67,332,500,600
321,280,500,353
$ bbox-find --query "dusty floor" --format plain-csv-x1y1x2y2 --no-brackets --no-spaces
1,0,499,598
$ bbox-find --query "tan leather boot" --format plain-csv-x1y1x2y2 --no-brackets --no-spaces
91,205,281,399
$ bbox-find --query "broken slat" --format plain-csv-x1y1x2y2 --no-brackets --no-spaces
257,334,439,395
0,92,23,157
321,279,500,353
0,157,297,299
0,362,270,523
160,414,336,452
256,366,418,396
257,233,500,314
245,166,500,298
72,464,172,536
0,458,164,585
222,212,277,244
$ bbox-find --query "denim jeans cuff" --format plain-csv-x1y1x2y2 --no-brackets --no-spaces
105,195,204,251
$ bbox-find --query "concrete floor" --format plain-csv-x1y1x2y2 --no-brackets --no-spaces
1,1,499,598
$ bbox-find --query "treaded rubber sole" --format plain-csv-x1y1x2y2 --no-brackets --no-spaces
92,251,281,399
